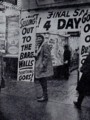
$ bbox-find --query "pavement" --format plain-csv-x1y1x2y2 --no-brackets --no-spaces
0,70,90,120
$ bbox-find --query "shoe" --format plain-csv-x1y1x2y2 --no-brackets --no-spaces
73,101,81,110
37,95,43,99
37,96,48,102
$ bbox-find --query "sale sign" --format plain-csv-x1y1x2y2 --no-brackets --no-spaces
18,11,37,82
19,7,90,80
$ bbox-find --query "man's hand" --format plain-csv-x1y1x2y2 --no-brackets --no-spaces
64,60,68,64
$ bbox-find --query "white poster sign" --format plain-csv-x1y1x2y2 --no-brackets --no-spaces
35,8,82,67
19,7,90,80
36,8,82,33
18,11,36,82
80,8,90,77
35,8,90,76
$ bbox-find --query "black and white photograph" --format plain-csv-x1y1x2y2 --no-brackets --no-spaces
0,0,90,120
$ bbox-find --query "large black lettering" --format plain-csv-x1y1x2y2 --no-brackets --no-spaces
85,35,90,42
84,24,90,33
22,27,34,35
82,10,90,24
19,60,24,68
47,11,53,19
73,9,80,16
21,44,32,51
20,52,34,59
58,19,66,29
65,18,73,29
81,45,88,55
19,59,34,68
74,18,81,29
79,9,85,16
22,36,31,43
43,21,51,31
20,18,35,28
24,52,34,59
61,11,70,17
19,74,33,81
22,28,27,35
19,75,26,81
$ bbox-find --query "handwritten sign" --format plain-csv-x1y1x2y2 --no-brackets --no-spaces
20,7,90,80
36,9,84,32
80,8,90,77
35,8,90,77
18,11,36,82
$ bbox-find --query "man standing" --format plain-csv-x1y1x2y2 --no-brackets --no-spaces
35,34,53,102
74,48,90,109
63,45,71,80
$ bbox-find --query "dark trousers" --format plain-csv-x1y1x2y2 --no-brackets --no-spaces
63,64,69,79
77,94,85,105
35,77,48,98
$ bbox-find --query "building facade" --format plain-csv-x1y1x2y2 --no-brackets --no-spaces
1,0,90,80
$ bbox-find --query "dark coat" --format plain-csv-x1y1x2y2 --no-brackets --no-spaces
77,53,90,95
63,49,71,66
35,43,54,78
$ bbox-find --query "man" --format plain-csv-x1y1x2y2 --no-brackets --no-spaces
63,45,71,80
74,48,90,109
35,34,53,102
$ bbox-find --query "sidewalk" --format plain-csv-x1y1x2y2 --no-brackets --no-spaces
0,70,90,120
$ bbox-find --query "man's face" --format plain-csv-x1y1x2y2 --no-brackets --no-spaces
36,36,43,47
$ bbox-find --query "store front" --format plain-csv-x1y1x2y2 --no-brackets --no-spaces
18,5,90,81
18,7,81,81
0,2,20,79
4,14,19,79
1,1,90,81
